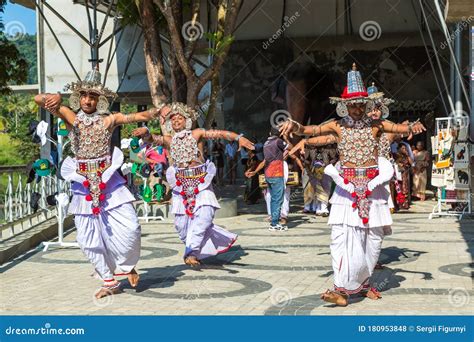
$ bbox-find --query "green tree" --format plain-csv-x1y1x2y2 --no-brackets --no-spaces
117,0,242,129
13,34,37,84
0,0,28,93
0,94,39,163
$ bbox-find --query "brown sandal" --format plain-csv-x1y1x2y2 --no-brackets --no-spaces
320,289,349,306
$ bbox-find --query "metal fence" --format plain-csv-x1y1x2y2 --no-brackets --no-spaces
0,165,69,241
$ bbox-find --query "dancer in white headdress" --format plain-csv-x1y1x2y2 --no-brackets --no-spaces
34,67,167,298
133,103,254,266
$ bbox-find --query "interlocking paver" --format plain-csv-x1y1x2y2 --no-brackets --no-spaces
0,198,472,315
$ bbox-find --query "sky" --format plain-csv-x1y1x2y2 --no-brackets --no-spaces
2,1,36,35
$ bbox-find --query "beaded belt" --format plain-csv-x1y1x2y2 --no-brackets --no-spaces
76,156,111,216
175,164,207,179
175,164,208,217
77,156,111,175
341,166,379,225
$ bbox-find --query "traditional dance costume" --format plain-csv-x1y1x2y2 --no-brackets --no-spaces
59,69,141,289
61,110,140,284
323,66,394,296
302,144,337,215
165,129,237,261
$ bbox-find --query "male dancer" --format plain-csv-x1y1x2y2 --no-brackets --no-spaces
280,64,425,306
133,102,254,266
34,68,166,298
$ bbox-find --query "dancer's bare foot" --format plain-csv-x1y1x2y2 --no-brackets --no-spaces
364,288,382,300
184,256,201,267
128,268,139,288
95,281,121,299
320,290,348,306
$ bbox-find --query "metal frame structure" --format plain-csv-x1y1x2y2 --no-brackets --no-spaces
429,117,472,220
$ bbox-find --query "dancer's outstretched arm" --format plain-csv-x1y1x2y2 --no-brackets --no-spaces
288,134,337,158
108,105,171,127
34,93,76,127
132,127,172,148
377,119,425,136
193,128,255,151
279,119,338,138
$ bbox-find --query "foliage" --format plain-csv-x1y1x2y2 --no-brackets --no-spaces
204,31,235,57
0,133,24,165
0,0,28,94
12,34,37,84
0,93,39,163
119,101,162,137
117,0,166,28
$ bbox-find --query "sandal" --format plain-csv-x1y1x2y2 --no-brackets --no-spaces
320,289,348,306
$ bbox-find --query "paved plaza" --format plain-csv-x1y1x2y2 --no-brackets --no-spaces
0,189,473,315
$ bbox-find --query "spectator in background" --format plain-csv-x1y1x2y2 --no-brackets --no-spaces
225,140,238,185
254,137,264,161
243,149,262,204
240,147,249,176
412,141,430,201
394,143,413,210
212,140,225,185
247,127,287,231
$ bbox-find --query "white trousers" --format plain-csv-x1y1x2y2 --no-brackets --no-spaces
265,187,290,218
330,224,384,294
75,202,141,280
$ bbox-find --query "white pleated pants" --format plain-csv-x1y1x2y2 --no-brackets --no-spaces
74,202,141,280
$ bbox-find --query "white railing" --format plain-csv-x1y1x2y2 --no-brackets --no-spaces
0,165,70,241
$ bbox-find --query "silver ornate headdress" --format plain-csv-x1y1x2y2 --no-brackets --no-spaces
367,82,395,119
64,67,117,114
164,102,200,132
329,64,393,117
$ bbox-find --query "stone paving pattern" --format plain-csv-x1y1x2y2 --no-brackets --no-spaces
1,190,473,315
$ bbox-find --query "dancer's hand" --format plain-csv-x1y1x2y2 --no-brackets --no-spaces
411,121,426,135
238,137,255,151
132,127,149,137
279,119,300,138
245,171,255,178
45,94,61,112
401,120,413,140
